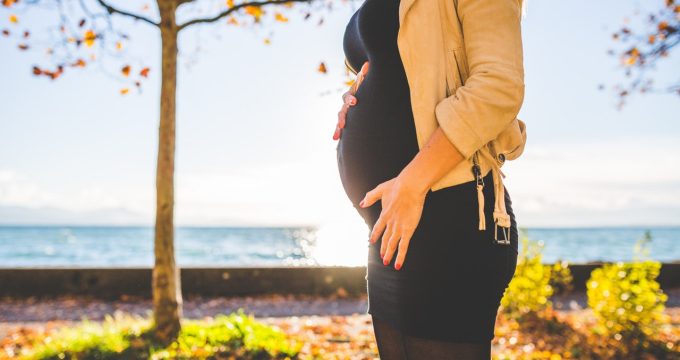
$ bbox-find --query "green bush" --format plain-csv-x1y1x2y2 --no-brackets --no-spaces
548,259,573,296
586,230,669,340
19,309,301,360
500,231,554,319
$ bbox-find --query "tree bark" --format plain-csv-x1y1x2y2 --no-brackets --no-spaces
152,0,182,344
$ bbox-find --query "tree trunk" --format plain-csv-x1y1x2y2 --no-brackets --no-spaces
153,0,182,344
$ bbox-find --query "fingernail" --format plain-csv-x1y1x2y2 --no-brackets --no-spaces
359,200,365,207
350,99,356,105
395,263,401,270
383,258,389,266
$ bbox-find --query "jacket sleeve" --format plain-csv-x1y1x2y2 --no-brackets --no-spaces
434,0,525,160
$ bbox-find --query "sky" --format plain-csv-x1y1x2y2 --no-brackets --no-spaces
0,0,679,229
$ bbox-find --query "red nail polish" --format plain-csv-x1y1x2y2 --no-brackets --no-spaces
383,258,389,265
395,263,401,270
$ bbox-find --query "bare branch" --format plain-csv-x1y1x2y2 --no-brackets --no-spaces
177,0,312,31
95,0,159,27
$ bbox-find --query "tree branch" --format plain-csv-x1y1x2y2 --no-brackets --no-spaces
96,0,159,27
177,0,312,31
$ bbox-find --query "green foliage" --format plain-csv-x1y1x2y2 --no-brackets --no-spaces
548,259,573,295
19,309,301,360
500,231,554,319
586,230,669,340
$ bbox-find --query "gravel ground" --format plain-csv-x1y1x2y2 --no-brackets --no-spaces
2,288,679,341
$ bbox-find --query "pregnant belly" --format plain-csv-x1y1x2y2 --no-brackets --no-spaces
336,87,418,206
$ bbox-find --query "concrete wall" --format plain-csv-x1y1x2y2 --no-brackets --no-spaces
0,263,678,299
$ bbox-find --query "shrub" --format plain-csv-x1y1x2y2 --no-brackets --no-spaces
586,230,669,340
500,231,554,319
18,309,301,360
549,259,573,296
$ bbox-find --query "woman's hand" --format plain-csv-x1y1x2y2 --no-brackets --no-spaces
359,174,428,270
333,61,369,140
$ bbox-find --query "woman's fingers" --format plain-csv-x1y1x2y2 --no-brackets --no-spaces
380,220,394,259
382,222,401,265
371,213,387,245
393,226,415,270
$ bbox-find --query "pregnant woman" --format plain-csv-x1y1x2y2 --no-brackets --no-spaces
334,0,526,358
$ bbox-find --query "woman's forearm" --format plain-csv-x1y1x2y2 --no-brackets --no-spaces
397,126,466,195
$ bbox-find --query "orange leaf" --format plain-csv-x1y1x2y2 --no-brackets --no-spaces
72,59,86,67
140,67,150,77
116,41,123,50
3,0,18,7
658,21,669,31
9,14,18,23
227,16,238,25
17,43,28,50
318,62,327,74
275,12,289,22
121,65,131,77
648,35,656,44
84,30,96,47
226,0,234,7
120,88,129,95
32,66,42,75
244,5,263,21
263,37,271,45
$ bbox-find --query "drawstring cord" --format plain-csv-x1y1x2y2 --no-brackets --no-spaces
472,148,511,245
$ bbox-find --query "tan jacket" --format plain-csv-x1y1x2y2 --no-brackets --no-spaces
344,0,527,240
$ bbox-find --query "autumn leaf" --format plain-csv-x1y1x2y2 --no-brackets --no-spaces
84,30,96,47
116,41,123,50
121,65,131,77
120,88,129,95
275,12,289,22
3,0,17,7
140,67,150,77
244,5,263,21
78,18,86,28
226,0,235,7
9,14,18,23
263,37,271,45
318,62,327,74
17,43,28,50
227,16,239,25
32,66,42,75
72,58,86,67
2,29,8,36
344,79,355,86
23,30,29,38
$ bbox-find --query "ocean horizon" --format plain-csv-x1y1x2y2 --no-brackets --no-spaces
0,224,678,268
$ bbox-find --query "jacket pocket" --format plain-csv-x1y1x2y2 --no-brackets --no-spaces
444,47,469,96
453,47,469,85
444,49,462,96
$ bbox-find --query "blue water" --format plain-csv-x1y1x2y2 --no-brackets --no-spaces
0,225,677,267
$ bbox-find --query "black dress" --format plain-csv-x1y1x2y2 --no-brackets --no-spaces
336,0,520,343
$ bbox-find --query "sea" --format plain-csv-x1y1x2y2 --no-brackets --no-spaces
0,225,678,267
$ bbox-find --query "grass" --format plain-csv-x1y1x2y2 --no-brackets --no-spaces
13,309,301,360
